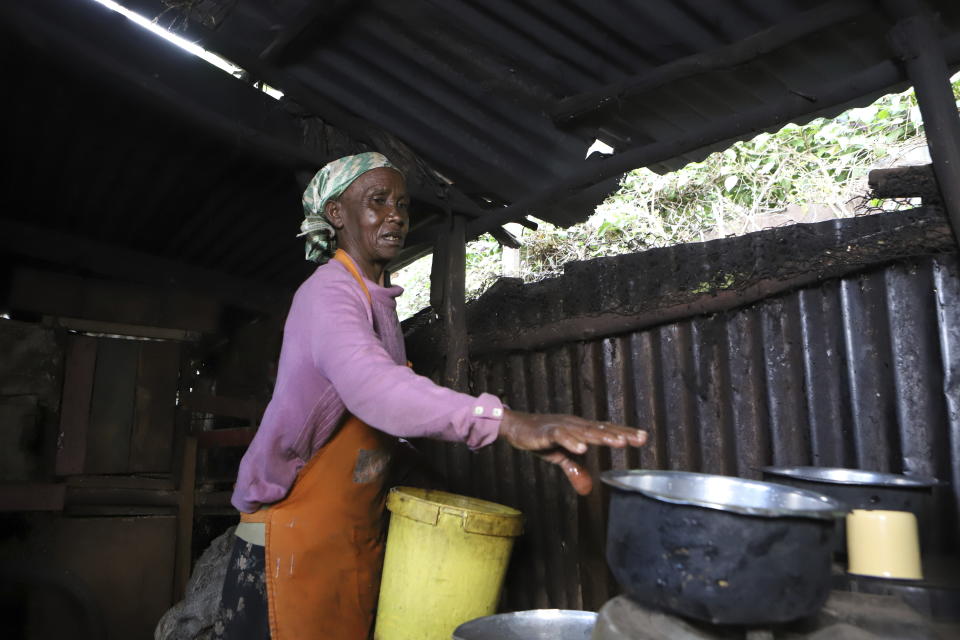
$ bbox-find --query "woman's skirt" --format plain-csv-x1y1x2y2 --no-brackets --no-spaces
211,538,269,640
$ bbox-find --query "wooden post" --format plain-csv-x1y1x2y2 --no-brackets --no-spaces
429,234,448,318
173,434,198,601
429,209,469,392
442,215,469,392
884,0,960,241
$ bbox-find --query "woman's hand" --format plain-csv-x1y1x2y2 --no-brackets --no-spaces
497,409,647,495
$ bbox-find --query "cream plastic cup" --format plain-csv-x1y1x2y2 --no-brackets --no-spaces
846,509,923,580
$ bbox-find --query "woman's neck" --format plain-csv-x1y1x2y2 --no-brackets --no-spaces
342,249,385,284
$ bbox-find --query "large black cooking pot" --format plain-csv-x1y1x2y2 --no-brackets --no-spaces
761,466,945,555
603,470,847,626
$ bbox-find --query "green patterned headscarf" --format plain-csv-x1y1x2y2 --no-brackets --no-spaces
299,152,402,263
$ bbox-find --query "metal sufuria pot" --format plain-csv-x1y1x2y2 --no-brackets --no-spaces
760,466,945,554
451,609,596,640
602,470,848,625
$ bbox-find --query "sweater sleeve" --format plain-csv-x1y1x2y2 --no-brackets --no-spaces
306,281,501,449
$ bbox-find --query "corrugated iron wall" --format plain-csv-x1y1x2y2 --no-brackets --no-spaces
419,253,960,612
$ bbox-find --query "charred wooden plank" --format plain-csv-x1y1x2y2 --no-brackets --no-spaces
55,335,98,476
84,338,138,474
130,341,181,472
868,165,940,202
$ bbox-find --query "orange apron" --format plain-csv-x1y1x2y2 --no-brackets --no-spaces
242,249,394,640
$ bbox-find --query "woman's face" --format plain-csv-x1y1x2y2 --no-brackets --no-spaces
326,167,409,267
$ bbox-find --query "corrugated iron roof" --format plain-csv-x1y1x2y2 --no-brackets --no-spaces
0,0,318,299
3,0,960,290
127,0,960,231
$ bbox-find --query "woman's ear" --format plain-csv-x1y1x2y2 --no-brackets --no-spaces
325,199,343,229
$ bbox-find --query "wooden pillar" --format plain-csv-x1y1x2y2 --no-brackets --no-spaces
885,0,960,240
430,213,469,392
172,434,198,601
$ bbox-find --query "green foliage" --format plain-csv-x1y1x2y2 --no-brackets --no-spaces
464,233,502,294
395,78,957,320
392,253,433,320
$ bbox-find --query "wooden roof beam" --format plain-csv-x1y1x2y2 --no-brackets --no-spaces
0,219,291,316
434,31,960,243
259,0,360,63
551,0,871,126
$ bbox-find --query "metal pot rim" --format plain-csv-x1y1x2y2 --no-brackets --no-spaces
760,466,943,488
452,609,597,639
601,470,847,520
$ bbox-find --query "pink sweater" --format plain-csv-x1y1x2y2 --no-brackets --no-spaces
231,254,503,512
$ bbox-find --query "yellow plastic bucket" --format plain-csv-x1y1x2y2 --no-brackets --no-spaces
373,487,523,640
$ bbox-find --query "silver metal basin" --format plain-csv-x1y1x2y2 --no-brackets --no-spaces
452,609,596,640
760,466,941,488
601,470,846,520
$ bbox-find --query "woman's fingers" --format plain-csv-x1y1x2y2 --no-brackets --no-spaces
553,429,589,455
501,410,648,452
541,450,593,495
612,425,647,446
552,427,617,453
552,423,647,451
591,423,646,447
499,409,649,494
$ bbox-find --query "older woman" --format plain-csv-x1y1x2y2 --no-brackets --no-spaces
213,153,646,640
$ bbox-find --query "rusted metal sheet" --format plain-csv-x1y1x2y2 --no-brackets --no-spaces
933,258,960,538
406,207,957,369
412,252,960,612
